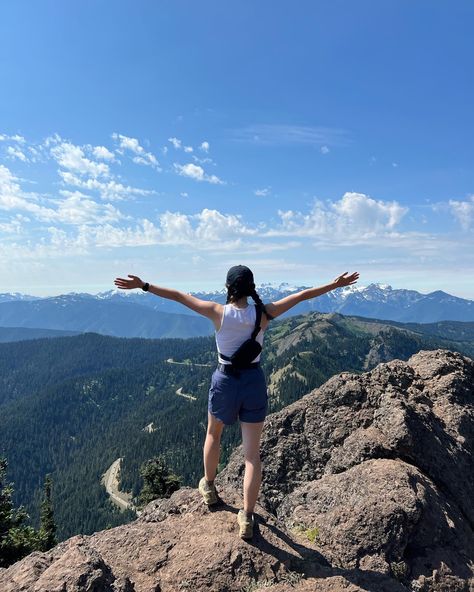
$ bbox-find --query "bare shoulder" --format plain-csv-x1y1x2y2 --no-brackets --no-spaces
210,302,225,331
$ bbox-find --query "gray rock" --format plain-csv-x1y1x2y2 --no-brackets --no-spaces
1,349,472,591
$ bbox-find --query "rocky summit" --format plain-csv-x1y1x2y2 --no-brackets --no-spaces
1,349,473,592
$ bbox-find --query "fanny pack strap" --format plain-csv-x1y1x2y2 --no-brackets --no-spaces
250,305,262,340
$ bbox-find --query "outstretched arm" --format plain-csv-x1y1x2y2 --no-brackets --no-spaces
113,275,221,322
265,271,359,319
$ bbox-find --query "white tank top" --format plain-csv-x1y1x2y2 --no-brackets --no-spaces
215,303,265,364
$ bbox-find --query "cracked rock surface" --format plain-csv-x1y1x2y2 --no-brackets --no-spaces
1,349,473,591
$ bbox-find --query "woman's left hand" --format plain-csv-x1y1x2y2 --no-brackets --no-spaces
114,274,144,290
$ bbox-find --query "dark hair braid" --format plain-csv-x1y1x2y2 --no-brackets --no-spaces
250,287,274,321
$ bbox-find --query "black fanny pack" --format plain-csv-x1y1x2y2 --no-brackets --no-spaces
219,305,262,369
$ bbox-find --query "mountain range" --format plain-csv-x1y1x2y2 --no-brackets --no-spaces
0,283,472,339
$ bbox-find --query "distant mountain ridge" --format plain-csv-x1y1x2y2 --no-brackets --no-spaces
0,283,472,339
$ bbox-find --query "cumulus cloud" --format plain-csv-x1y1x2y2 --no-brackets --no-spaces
199,141,210,152
254,187,271,197
55,191,125,224
7,146,28,162
92,145,115,160
449,194,474,230
112,133,160,170
23,207,260,253
320,145,330,154
266,192,408,239
173,162,224,185
332,192,407,231
51,141,110,178
0,164,56,219
0,164,125,226
59,171,155,202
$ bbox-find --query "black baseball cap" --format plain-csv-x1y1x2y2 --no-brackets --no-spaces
226,265,254,288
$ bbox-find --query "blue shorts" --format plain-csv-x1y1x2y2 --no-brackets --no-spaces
208,366,268,425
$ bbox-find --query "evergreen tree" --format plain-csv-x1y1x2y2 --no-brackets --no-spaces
137,456,181,508
37,474,57,552
0,457,38,568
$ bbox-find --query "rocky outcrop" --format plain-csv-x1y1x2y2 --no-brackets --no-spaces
1,349,473,591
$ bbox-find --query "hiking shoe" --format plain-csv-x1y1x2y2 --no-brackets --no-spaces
237,509,254,539
198,477,218,506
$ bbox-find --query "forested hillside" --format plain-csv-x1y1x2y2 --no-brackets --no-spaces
1,311,472,541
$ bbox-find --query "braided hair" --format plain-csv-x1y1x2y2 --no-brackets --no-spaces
225,272,274,321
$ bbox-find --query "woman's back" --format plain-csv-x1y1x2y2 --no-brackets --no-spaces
215,303,264,364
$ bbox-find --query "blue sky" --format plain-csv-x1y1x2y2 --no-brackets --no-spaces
0,1,473,298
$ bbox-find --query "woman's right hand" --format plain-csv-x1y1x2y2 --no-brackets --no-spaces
332,271,359,288
114,274,144,290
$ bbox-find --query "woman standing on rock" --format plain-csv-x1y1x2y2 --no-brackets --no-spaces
114,265,359,539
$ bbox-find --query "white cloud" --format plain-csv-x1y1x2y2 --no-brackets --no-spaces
51,141,110,178
92,146,115,160
449,194,474,230
7,146,28,162
55,191,125,224
173,163,224,185
158,211,195,244
192,155,213,165
0,214,26,235
0,133,26,143
0,164,57,219
195,208,257,241
199,141,210,153
254,187,271,197
168,137,182,149
320,145,330,154
332,192,407,231
59,171,154,202
180,192,188,198
266,192,408,239
112,133,160,170
184,146,193,153
0,164,125,226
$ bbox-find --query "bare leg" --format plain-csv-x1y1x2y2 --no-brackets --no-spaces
203,411,225,481
240,420,265,514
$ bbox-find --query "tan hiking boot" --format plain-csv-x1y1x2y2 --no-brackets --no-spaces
237,509,254,539
198,477,218,506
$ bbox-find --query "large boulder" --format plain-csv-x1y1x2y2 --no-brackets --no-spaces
217,348,474,590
